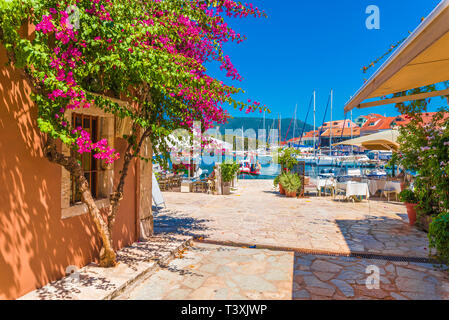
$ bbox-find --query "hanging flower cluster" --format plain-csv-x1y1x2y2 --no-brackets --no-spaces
34,5,119,162
72,127,119,164
4,0,267,164
397,110,449,265
397,112,449,216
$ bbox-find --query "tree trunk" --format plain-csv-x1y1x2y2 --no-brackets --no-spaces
10,48,118,267
107,127,151,235
44,137,116,267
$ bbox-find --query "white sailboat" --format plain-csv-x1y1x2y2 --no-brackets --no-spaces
316,155,335,166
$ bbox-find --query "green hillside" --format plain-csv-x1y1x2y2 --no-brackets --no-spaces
213,117,314,142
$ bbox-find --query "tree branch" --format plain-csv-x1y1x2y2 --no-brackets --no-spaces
107,124,152,233
44,136,117,267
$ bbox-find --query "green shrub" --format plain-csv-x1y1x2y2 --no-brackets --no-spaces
274,175,280,188
399,189,417,203
220,162,239,183
428,212,449,264
278,148,300,171
279,172,302,193
274,173,284,187
395,108,449,264
274,172,291,188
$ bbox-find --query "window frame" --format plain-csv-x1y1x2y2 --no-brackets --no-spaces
70,113,100,206
60,106,115,219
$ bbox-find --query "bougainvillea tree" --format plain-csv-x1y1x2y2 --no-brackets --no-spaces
396,104,449,263
362,28,449,262
0,0,266,267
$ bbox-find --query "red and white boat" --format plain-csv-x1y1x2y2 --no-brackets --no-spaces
238,159,261,176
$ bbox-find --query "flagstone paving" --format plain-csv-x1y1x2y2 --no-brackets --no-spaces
130,180,449,300
123,243,294,300
157,180,431,258
292,253,449,300
121,242,449,300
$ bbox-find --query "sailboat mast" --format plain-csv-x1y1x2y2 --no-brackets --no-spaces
242,126,244,154
268,118,275,146
313,90,316,157
263,111,266,139
351,109,354,156
293,104,297,145
278,114,280,146
330,89,333,156
279,114,282,146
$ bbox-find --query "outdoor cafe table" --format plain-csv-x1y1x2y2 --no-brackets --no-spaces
336,181,370,201
366,179,402,196
310,177,336,196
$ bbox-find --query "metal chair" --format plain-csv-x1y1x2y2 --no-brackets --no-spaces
381,188,398,202
334,186,346,201
171,176,182,189
158,178,170,191
206,178,216,194
192,180,207,193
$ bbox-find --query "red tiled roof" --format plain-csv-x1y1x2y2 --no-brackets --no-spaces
287,130,319,143
361,112,449,131
321,127,361,137
321,120,357,129
302,130,320,138
397,112,449,127
287,137,301,143
289,112,449,143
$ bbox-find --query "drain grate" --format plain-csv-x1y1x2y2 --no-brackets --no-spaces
193,238,442,265
348,252,435,264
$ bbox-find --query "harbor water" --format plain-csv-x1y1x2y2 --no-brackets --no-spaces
196,154,383,180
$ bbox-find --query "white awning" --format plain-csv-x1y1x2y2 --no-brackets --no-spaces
333,130,399,151
344,0,449,112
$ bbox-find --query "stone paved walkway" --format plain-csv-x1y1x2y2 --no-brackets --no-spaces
123,243,294,300
292,253,449,300
122,242,449,300
157,180,431,258
20,235,192,300
126,180,449,300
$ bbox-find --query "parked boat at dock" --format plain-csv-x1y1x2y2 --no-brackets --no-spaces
238,159,261,176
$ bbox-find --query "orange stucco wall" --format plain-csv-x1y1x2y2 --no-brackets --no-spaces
0,46,138,300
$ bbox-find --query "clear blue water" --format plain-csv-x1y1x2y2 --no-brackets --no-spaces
196,155,382,180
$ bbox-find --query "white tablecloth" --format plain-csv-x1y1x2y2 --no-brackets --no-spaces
309,178,336,193
337,182,370,199
316,178,336,189
367,180,401,196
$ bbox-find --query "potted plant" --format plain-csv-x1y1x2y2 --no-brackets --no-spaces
274,173,286,195
280,173,302,198
399,189,418,226
220,162,239,195
278,148,299,172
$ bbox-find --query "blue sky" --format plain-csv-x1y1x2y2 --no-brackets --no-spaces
210,0,444,125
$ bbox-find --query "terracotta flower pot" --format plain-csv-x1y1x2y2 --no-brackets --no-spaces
286,190,296,198
418,215,432,233
279,183,285,195
405,203,418,226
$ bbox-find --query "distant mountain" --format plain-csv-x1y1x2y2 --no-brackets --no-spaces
213,117,314,142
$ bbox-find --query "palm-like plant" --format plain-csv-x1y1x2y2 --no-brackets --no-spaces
279,172,302,194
